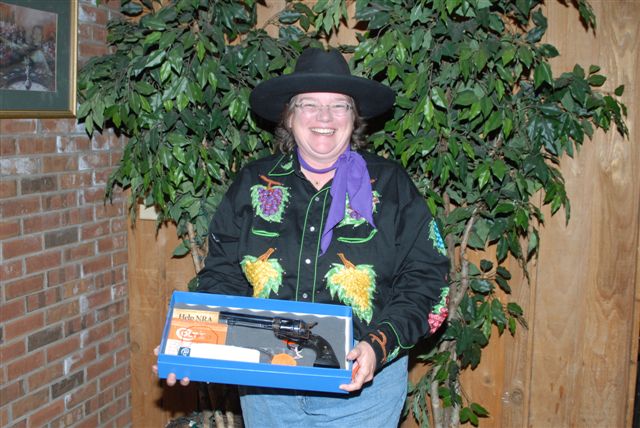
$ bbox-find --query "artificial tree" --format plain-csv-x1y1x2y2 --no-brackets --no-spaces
78,0,627,426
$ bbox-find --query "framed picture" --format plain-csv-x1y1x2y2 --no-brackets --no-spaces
0,0,77,118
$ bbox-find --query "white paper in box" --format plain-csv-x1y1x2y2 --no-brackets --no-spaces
157,291,353,394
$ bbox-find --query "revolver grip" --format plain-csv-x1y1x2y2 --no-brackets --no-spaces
306,334,341,369
274,327,341,368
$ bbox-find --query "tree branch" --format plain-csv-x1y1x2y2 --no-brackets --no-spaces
430,367,444,428
186,221,206,273
449,210,478,320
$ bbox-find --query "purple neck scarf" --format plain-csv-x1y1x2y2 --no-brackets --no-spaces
297,147,375,255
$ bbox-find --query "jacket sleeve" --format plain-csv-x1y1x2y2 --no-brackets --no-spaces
362,168,450,369
196,177,252,297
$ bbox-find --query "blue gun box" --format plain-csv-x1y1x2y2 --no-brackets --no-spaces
157,291,353,394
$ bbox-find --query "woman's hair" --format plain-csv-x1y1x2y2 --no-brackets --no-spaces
273,94,368,153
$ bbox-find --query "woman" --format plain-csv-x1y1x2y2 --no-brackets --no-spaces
164,47,450,427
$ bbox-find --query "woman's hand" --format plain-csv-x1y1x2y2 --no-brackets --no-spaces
152,346,190,386
339,341,376,392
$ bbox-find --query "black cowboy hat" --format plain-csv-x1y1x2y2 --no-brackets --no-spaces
249,48,395,123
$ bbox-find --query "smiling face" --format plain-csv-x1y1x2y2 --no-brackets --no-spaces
289,92,355,169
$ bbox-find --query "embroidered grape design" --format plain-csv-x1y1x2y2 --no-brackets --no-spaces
340,191,380,227
428,287,450,333
250,175,289,222
258,187,283,216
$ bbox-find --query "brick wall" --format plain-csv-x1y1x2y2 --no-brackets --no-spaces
0,1,132,427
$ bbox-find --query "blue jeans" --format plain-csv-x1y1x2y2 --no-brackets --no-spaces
238,355,408,428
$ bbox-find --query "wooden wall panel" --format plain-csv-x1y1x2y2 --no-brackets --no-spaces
528,1,640,427
128,217,198,427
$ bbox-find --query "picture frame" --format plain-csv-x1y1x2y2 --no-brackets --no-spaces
0,0,77,118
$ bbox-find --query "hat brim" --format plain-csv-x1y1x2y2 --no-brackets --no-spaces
250,73,395,123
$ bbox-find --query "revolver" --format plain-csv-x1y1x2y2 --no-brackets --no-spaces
219,311,341,369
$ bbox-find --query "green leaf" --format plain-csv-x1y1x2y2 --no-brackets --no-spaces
588,64,601,74
109,105,121,127
478,166,491,189
367,10,389,29
431,87,447,108
491,159,507,181
145,50,166,69
515,0,532,16
120,2,143,16
572,64,585,79
501,46,516,65
496,237,508,261
460,407,479,425
491,299,507,330
614,85,625,96
160,61,172,82
142,16,167,31
515,207,529,230
139,96,151,113
454,90,476,106
496,265,512,280
279,10,302,24
471,279,493,294
424,98,435,123
167,133,189,147
446,0,461,13
483,110,502,134
172,240,190,257
507,302,524,316
495,79,505,101
144,31,162,46
534,62,553,88
588,74,606,87
470,402,489,417
197,40,206,62
130,92,141,114
480,259,493,272
135,81,155,95
85,112,94,135
495,276,511,293
527,229,539,257
159,30,178,50
472,45,487,70
446,207,474,225
518,46,533,68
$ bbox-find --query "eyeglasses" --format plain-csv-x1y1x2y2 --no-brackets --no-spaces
294,102,353,117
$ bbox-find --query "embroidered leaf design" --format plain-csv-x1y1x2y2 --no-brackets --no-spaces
280,159,293,171
250,175,289,222
241,248,283,298
325,253,376,323
429,219,447,256
387,346,400,363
